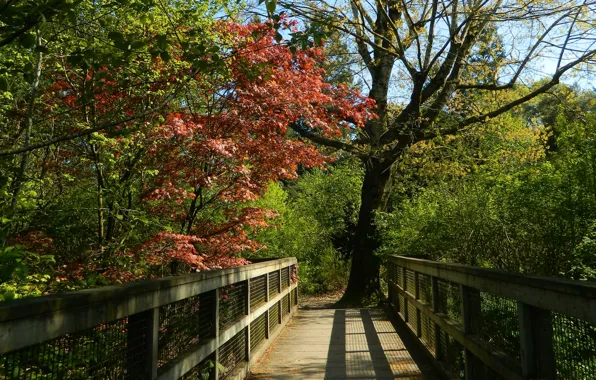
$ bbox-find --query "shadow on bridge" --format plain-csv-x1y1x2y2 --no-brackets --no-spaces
324,308,438,379
250,307,440,379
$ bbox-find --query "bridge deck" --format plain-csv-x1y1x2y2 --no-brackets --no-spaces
249,307,440,379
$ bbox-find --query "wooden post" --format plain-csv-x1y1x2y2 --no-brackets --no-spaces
126,308,159,380
265,273,270,303
518,302,556,380
246,279,251,362
402,267,407,291
265,308,270,339
402,267,409,322
214,288,220,380
414,272,422,337
432,276,442,360
460,285,485,380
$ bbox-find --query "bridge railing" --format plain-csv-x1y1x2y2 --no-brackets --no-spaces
387,255,596,380
0,258,298,380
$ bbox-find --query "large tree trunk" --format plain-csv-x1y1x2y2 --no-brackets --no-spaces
342,157,392,303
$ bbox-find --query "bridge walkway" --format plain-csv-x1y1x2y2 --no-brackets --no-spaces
249,306,440,379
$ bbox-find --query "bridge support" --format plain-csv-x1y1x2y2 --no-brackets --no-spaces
518,303,556,380
460,285,485,380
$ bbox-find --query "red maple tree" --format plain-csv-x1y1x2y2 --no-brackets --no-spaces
41,20,375,286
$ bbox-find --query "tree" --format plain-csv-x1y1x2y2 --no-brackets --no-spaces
0,8,376,294
277,0,596,302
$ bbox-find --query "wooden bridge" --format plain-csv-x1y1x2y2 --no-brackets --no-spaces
0,256,595,379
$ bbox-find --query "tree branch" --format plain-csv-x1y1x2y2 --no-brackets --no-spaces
289,122,367,157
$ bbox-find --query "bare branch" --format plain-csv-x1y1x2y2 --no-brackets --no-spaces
289,123,367,157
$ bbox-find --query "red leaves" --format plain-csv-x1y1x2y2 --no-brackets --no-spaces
40,21,375,286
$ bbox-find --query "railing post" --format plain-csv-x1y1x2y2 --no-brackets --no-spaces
265,273,270,339
126,308,159,380
214,288,220,380
246,279,251,362
460,285,485,380
431,276,442,360
402,267,409,323
518,303,556,380
414,272,422,337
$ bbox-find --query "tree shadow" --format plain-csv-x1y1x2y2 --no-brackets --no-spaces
323,308,439,379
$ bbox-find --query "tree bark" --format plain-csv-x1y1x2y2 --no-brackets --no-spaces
343,157,392,301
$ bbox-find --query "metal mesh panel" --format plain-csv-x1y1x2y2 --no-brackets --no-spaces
398,294,405,318
437,279,462,324
407,301,418,333
438,331,465,379
0,315,147,379
387,262,396,282
396,265,403,287
418,273,432,304
281,267,289,290
250,313,267,352
281,294,290,320
158,291,215,368
268,272,279,300
293,288,298,305
250,275,267,311
218,329,246,379
478,292,520,363
219,282,247,330
405,269,415,293
180,353,216,380
552,313,596,379
269,303,280,333
420,312,436,355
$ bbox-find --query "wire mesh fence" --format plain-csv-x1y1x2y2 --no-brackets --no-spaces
552,313,596,379
269,303,280,333
436,279,462,324
250,313,267,353
405,269,415,293
281,294,290,320
395,265,403,287
158,291,215,368
180,353,216,380
268,272,279,300
387,262,396,283
281,267,289,290
0,261,298,380
438,330,465,379
407,300,418,334
218,329,246,379
388,256,596,380
219,282,247,330
420,312,436,356
478,292,520,363
250,275,267,311
0,314,146,380
398,294,405,319
418,273,432,305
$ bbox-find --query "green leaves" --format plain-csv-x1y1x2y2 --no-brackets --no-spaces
0,76,8,91
20,33,36,49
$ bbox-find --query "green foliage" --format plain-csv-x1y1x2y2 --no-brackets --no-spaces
379,92,596,279
252,159,363,294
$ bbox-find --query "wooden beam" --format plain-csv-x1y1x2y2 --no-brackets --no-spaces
388,255,596,325
390,281,524,380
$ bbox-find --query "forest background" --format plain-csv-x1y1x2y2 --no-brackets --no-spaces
1,0,596,302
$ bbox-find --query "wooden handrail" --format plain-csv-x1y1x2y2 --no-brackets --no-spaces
386,255,596,380
0,258,299,380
